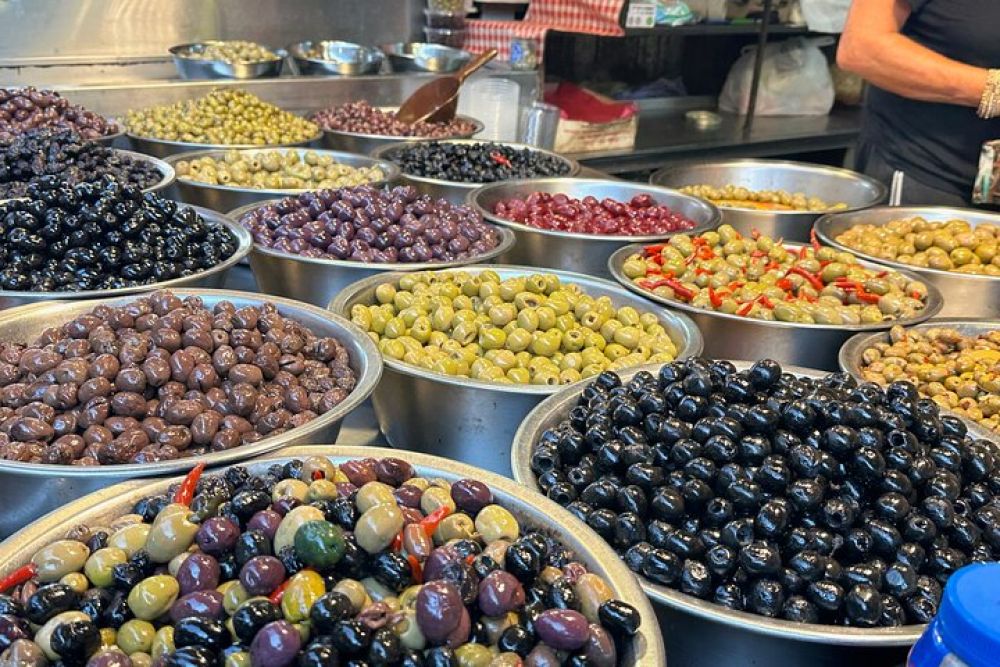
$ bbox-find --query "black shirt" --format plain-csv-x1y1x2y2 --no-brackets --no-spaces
862,0,1000,198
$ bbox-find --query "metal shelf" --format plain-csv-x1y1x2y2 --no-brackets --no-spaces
623,22,810,37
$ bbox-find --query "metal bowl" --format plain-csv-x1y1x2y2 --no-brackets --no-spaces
815,206,1000,318
650,160,887,243
164,147,399,212
169,41,286,80
373,139,581,206
0,290,381,538
93,125,127,147
116,148,176,195
0,445,664,664
381,42,472,73
127,130,323,159
228,199,516,307
469,177,722,279
511,361,925,667
0,206,251,311
320,106,483,157
607,242,944,370
330,265,703,475
288,40,385,76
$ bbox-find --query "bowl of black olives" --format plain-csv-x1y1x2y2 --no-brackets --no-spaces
512,358,1000,666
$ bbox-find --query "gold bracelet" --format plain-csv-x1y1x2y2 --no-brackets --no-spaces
978,69,1000,119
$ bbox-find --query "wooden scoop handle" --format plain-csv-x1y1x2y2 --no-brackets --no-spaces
456,49,498,84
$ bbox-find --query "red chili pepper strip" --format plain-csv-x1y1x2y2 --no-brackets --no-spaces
708,287,722,308
663,278,695,301
787,266,824,292
490,151,512,168
856,291,881,304
810,228,821,252
760,296,775,309
644,244,666,255
696,246,715,260
775,278,793,291
878,271,889,278
638,277,674,291
407,554,423,584
391,531,403,553
694,267,711,275
910,290,923,299
736,301,755,317
269,577,294,605
750,250,767,258
311,469,325,481
648,254,664,265
0,564,36,593
798,245,809,259
173,462,206,506
420,505,453,538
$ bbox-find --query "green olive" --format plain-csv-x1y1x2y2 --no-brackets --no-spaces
31,539,89,582
356,481,397,513
85,547,129,588
434,514,476,543
117,619,156,655
475,505,519,543
145,506,200,563
127,575,180,621
108,523,152,558
281,570,326,623
355,503,404,554
273,505,326,553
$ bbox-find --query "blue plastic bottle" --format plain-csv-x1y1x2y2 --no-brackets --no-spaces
908,563,1000,667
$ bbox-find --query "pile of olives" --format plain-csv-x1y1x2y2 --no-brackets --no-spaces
124,90,319,146
385,142,572,184
0,88,120,145
0,454,641,665
678,184,847,212
530,358,1000,627
181,41,279,64
174,150,386,191
348,270,680,385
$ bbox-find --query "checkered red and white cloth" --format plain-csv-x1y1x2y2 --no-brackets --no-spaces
464,0,626,61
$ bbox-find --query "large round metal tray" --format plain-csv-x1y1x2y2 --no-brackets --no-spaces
127,129,323,159
288,40,385,76
169,41,286,80
469,177,722,279
330,264,703,475
814,206,1000,318
651,160,887,243
607,241,944,370
0,289,382,538
319,106,483,157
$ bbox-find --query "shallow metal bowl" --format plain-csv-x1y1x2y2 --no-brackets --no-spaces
127,130,323,159
511,361,930,667
469,177,722,279
815,206,1000,318
169,41,286,80
165,147,399,212
608,242,944,370
228,199,516,307
381,42,472,72
288,40,384,76
93,125,126,147
330,265,703,475
373,139,581,206
0,445,664,664
0,290,381,538
0,206,251,310
320,106,483,157
115,148,176,195
651,160,887,243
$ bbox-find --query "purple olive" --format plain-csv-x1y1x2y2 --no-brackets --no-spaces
423,544,462,583
195,517,239,555
375,457,414,486
240,556,286,596
176,553,220,595
0,614,28,650
169,590,225,623
584,624,617,667
478,570,525,616
444,606,471,648
535,609,591,651
339,458,377,487
451,479,493,515
247,510,282,540
393,484,423,508
415,580,464,644
86,649,133,667
249,620,300,667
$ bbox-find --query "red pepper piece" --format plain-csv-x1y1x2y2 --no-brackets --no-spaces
490,151,512,168
764,262,780,271
269,577,294,605
910,290,923,299
775,278,793,291
787,266,824,292
311,469,325,481
750,250,767,258
407,554,423,584
810,228,821,252
0,564,36,593
696,246,715,260
751,228,762,240
663,278,695,301
878,271,889,278
420,505,453,538
856,291,881,304
643,244,666,256
694,267,711,275
798,245,809,259
173,462,206,506
760,296,775,309
391,531,403,553
708,287,723,308
648,254,664,265
736,301,755,317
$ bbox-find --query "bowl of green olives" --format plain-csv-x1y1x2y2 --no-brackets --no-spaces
814,206,1000,319
169,40,287,80
165,148,399,212
330,266,703,474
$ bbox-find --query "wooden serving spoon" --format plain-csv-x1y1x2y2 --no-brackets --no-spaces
395,49,498,125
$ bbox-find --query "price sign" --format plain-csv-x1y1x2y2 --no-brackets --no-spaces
625,2,657,28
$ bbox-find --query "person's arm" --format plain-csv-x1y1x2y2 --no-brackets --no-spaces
837,0,988,107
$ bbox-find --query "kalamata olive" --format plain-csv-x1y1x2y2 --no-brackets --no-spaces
86,648,133,667
247,510,282,540
416,580,464,643
249,620,300,667
535,609,590,651
0,615,28,651
194,517,238,555
451,479,493,515
239,556,285,596
478,571,525,616
176,553,220,595
169,591,224,623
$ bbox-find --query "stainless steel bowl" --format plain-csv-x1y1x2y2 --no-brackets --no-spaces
116,148,176,195
164,147,399,212
0,445,664,664
607,242,944,370
288,40,385,76
469,177,722,279
93,125,126,147
320,106,483,157
330,265,703,475
373,139,581,206
0,290,381,538
169,41,286,80
651,160,887,243
127,130,323,159
511,361,923,667
381,42,472,73
815,206,1000,318
0,206,251,310
229,199,516,307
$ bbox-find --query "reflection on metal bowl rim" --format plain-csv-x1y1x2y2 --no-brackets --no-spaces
607,242,945,332
127,130,324,152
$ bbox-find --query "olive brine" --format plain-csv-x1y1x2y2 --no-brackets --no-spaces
530,359,1000,627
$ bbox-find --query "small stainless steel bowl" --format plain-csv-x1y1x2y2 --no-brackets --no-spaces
381,42,472,73
115,148,176,195
511,361,924,667
127,129,324,159
169,41,286,80
469,177,722,279
0,444,663,664
607,241,944,370
373,139,581,206
0,205,251,310
288,40,385,76
164,147,399,212
0,290,381,538
815,206,1000,319
93,125,126,147
229,198,516,307
319,106,483,157
651,159,887,243
330,264,703,475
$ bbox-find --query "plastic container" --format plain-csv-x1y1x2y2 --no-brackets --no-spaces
424,7,467,28
458,77,521,141
908,563,1000,667
424,26,467,48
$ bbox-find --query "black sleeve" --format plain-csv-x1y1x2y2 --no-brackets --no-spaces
906,0,930,13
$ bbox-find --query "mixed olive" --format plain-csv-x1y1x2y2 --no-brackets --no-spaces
678,185,847,212
0,88,120,145
386,142,572,184
0,454,642,665
349,270,680,385
174,150,386,191
181,41,279,64
312,101,478,139
530,358,1000,626
620,225,931,324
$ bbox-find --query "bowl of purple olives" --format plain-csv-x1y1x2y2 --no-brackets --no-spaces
512,358,1000,667
0,289,382,537
229,185,516,307
0,445,664,666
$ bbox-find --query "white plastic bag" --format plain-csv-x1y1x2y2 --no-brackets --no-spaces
801,0,851,33
719,37,836,116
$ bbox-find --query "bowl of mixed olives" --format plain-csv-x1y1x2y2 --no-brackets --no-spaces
815,206,1000,318
331,266,703,474
169,41,287,80
512,358,1000,666
0,446,664,666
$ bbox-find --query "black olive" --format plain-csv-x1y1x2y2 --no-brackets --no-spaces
330,619,372,655
165,645,216,667
597,599,641,636
300,643,340,667
26,584,79,624
498,624,534,656
174,616,230,652
50,617,100,661
679,559,713,598
641,548,681,585
713,583,745,611
234,530,273,566
232,598,281,644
